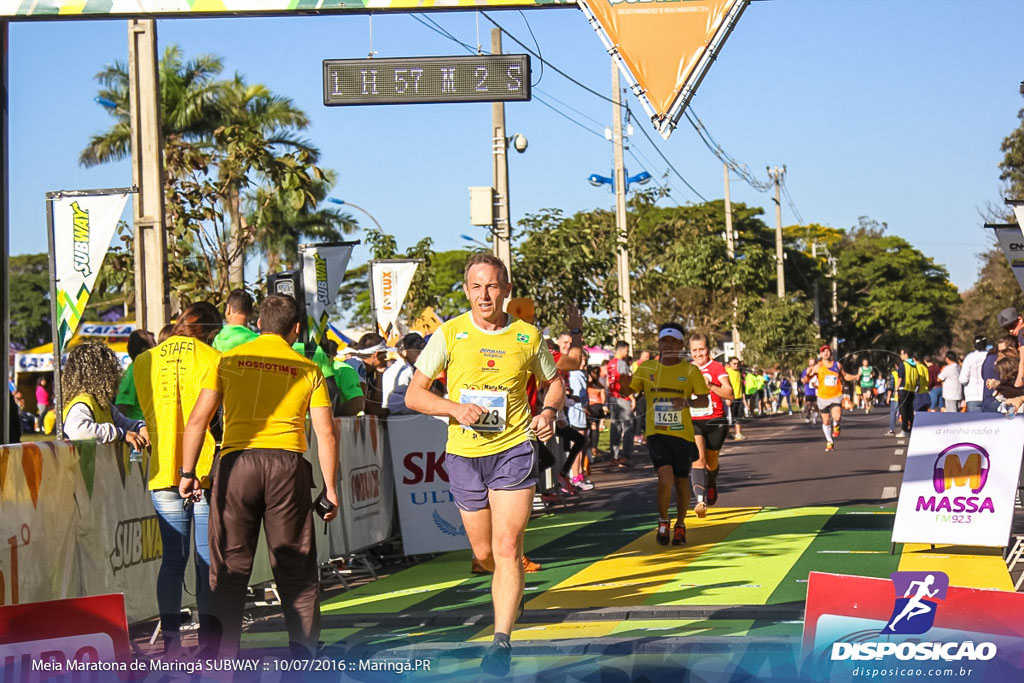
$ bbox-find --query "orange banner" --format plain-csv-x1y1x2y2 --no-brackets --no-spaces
581,0,746,128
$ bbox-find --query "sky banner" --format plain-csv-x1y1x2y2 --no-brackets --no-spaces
49,191,131,354
2,0,569,18
299,242,354,346
370,259,419,341
994,225,1024,291
579,0,748,138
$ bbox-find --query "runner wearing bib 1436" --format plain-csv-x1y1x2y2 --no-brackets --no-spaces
814,344,859,451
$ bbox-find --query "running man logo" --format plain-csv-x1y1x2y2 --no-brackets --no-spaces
70,201,92,277
314,253,330,306
108,516,162,574
380,267,395,313
881,571,948,635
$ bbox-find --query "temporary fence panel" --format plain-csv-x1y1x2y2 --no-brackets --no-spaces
333,416,395,556
388,414,471,556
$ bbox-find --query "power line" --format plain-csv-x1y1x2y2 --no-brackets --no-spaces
516,10,545,87
683,108,771,193
533,93,606,139
480,12,621,107
630,107,709,202
535,87,607,129
780,181,805,225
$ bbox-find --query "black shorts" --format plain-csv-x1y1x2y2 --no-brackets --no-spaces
647,434,698,478
692,419,729,451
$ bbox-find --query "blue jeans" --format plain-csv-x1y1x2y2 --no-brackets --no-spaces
889,397,899,432
966,401,983,413
151,488,212,644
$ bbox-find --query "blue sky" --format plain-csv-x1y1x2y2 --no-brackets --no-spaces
7,0,1024,292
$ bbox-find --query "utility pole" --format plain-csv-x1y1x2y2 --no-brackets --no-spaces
811,241,821,328
490,29,513,281
723,163,741,359
611,60,633,350
830,255,838,350
768,165,786,298
128,19,169,332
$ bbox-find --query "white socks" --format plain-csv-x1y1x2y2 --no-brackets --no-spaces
822,422,833,443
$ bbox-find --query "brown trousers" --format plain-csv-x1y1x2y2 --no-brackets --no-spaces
208,449,319,657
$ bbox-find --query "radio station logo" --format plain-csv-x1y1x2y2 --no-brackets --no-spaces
882,571,948,635
916,442,994,514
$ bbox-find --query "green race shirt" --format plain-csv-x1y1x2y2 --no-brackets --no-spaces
212,324,258,353
114,364,143,421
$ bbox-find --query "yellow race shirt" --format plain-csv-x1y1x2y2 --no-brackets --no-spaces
415,312,557,457
204,334,331,454
628,359,709,441
134,336,221,490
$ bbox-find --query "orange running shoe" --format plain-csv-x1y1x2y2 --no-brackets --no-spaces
656,520,670,546
522,556,542,573
672,524,687,546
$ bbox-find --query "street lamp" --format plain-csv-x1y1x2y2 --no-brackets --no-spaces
586,169,652,192
326,197,384,233
460,234,490,249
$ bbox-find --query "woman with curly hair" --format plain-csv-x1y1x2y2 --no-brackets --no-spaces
62,342,148,449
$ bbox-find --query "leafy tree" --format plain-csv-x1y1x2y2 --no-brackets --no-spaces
8,254,51,349
738,296,820,370
953,246,1024,350
832,217,960,354
999,105,1024,201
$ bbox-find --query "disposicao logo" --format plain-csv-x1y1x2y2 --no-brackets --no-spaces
915,442,994,514
830,571,997,662
882,571,948,635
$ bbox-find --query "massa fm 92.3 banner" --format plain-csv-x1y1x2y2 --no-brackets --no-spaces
579,0,750,139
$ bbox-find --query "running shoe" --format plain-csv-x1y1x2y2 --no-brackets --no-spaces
572,475,595,491
707,485,718,506
672,524,687,546
732,434,747,441
480,641,512,677
825,441,834,452
522,556,542,573
884,430,895,436
832,425,840,438
656,521,670,546
557,473,577,495
896,431,910,438
694,500,707,518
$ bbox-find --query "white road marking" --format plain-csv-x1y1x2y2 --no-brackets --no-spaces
894,449,904,455
897,440,906,445
881,486,898,499
889,464,901,472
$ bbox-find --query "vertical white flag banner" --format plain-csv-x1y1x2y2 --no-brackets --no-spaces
994,225,1024,292
51,192,131,353
371,260,419,340
299,243,354,345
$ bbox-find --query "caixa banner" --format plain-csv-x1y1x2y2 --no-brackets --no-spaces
891,413,1024,548
387,414,470,556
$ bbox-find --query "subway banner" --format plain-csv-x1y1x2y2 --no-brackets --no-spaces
994,224,1024,291
1011,201,1024,237
48,190,132,354
299,241,355,346
370,259,420,342
891,413,1024,548
578,0,749,139
1,0,569,18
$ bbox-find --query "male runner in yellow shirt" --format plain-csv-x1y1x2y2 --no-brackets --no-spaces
405,253,563,677
621,323,710,546
179,294,339,659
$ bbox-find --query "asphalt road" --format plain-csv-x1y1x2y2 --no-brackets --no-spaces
565,406,908,515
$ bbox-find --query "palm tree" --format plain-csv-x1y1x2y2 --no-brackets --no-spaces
246,170,359,274
80,45,224,166
211,74,318,286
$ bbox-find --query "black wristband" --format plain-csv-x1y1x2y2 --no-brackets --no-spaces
541,406,557,416
179,468,196,480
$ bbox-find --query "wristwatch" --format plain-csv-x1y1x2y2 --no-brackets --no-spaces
179,469,196,480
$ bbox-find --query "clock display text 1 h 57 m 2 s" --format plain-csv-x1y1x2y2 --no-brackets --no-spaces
323,55,531,106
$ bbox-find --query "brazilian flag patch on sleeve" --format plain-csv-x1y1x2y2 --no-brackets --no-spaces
516,333,529,343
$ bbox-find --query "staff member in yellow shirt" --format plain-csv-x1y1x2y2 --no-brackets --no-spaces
133,302,222,655
405,254,562,677
179,294,339,659
621,323,709,547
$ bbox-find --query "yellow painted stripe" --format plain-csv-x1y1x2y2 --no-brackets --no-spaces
899,544,1014,591
469,618,758,643
525,507,762,610
658,507,838,605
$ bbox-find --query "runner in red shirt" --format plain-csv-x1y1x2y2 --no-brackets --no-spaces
688,333,734,518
